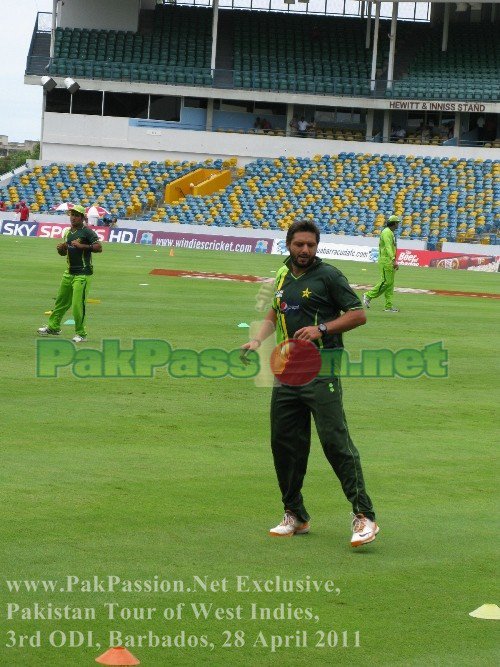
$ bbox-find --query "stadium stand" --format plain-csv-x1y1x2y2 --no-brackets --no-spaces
49,5,213,86
3,154,498,245
16,1,499,252
0,159,223,218
232,13,388,95
391,22,500,100
46,8,387,94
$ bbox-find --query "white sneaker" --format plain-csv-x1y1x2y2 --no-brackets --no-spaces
72,335,87,343
351,513,379,547
269,511,310,537
37,326,61,336
363,294,371,309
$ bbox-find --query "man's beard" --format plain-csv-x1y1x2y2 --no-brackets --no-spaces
290,251,315,271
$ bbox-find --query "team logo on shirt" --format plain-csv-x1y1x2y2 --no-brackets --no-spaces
280,302,300,313
302,288,311,298
275,290,284,298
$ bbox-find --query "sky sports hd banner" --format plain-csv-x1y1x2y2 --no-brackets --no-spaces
1,221,497,269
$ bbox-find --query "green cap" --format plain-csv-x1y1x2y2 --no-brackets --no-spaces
388,215,401,223
71,205,86,216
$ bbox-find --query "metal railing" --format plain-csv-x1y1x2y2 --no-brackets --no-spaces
25,13,52,76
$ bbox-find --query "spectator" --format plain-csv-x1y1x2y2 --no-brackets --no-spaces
261,118,272,132
476,115,485,142
289,116,298,133
254,117,262,129
19,201,30,222
297,117,310,137
110,216,118,228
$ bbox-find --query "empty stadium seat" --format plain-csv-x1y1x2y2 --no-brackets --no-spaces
49,6,212,85
2,154,498,244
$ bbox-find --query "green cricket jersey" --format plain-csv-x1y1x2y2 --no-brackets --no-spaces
378,226,397,265
272,257,363,349
63,226,100,275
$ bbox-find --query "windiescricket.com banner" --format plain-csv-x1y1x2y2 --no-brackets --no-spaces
0,221,497,269
0,221,272,254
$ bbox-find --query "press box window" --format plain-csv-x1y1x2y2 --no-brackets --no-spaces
104,92,148,118
45,89,71,113
184,97,208,109
71,90,103,116
149,96,181,121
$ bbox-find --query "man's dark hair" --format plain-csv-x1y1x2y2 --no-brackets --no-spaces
286,219,320,245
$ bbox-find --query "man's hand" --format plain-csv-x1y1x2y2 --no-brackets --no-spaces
56,242,67,256
294,326,322,342
393,260,399,271
240,339,261,366
71,240,90,250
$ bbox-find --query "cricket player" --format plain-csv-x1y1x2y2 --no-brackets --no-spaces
241,220,379,547
363,214,400,312
37,205,102,342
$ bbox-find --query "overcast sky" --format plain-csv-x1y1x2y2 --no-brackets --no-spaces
0,0,52,142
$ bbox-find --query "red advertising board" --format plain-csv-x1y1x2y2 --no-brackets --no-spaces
36,222,110,241
397,248,499,271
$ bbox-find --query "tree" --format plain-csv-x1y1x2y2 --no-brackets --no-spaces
0,142,40,175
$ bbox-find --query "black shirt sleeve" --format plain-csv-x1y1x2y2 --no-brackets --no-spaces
85,228,100,244
326,266,362,312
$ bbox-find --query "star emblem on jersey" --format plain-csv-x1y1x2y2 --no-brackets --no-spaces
302,288,311,298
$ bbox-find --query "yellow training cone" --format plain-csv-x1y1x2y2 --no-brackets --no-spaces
469,604,500,620
87,298,101,304
44,311,53,315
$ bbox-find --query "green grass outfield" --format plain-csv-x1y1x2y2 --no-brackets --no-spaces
0,235,498,666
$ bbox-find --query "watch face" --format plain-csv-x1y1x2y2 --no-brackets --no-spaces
319,324,327,334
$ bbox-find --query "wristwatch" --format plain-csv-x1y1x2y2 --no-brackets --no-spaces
318,323,328,336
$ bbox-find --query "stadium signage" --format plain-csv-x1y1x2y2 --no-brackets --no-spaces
0,221,38,236
2,222,497,269
389,101,486,112
36,223,109,242
396,249,499,271
137,230,271,253
108,229,137,244
271,239,377,263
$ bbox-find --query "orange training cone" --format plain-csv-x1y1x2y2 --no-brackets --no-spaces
169,248,175,257
95,646,140,665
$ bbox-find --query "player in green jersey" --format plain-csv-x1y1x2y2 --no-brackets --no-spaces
241,220,379,547
363,215,400,312
37,205,102,343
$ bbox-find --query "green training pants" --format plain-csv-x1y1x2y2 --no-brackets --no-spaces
48,272,91,337
270,376,375,523
365,264,395,308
